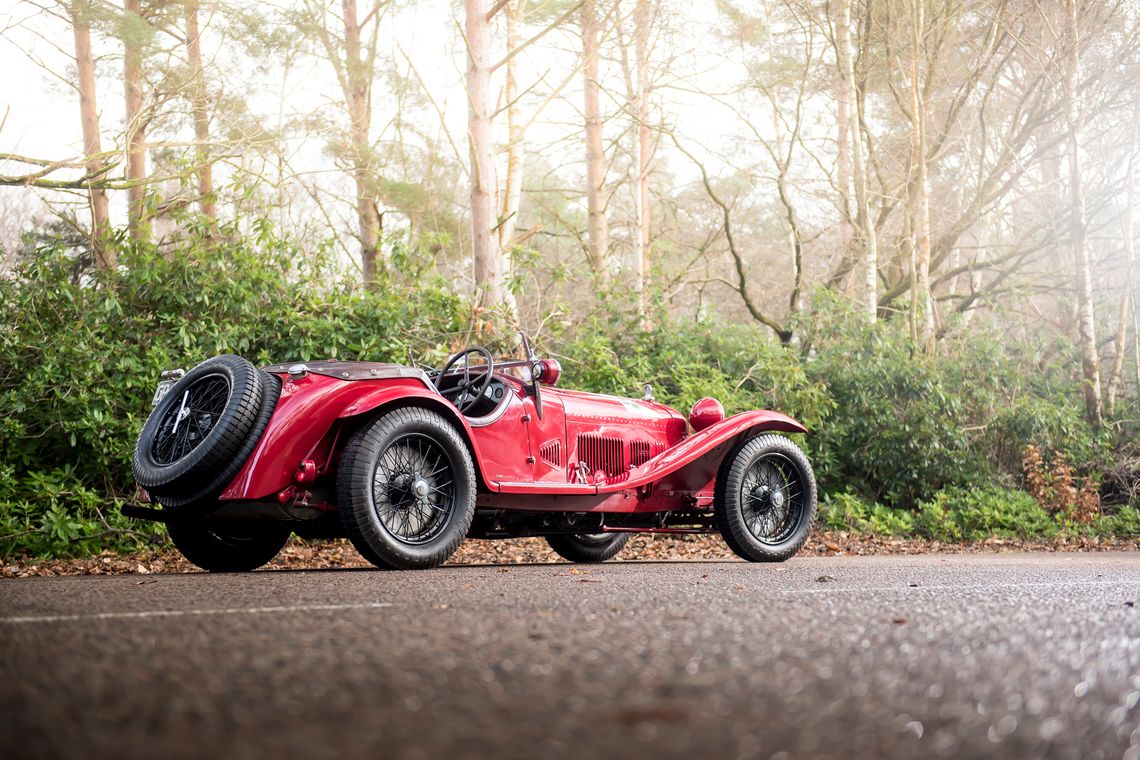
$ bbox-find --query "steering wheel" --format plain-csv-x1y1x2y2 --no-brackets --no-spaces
435,346,495,415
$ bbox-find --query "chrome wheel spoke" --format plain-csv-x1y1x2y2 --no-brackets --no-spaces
150,373,231,465
371,433,456,545
740,452,806,545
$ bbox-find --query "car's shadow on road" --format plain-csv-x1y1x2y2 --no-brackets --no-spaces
243,558,745,574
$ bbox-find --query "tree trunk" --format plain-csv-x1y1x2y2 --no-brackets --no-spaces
123,0,147,242
759,0,802,319
1134,290,1140,399
1108,128,1135,417
1127,61,1139,401
582,0,609,282
71,0,113,269
835,0,876,320
633,0,652,325
343,0,380,286
185,1,215,220
1040,119,1076,333
1064,0,1102,425
1107,292,1130,417
909,0,934,353
831,0,853,255
1107,63,1139,413
498,1,526,255
467,0,516,324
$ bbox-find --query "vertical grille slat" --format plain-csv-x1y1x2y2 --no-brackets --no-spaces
629,441,663,467
539,440,562,467
576,433,625,480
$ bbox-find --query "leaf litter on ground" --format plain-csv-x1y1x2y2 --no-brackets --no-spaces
3,531,1137,578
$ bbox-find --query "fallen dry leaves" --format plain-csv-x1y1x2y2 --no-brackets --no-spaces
2,531,1137,578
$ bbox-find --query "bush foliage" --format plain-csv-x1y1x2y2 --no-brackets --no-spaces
1,228,464,557
1,229,1136,558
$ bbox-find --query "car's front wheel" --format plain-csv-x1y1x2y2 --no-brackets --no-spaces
337,407,477,570
546,533,630,563
714,435,817,562
166,520,290,572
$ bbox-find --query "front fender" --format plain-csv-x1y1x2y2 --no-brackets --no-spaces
596,410,806,494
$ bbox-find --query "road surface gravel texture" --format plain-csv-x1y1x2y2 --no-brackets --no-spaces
1,553,1138,760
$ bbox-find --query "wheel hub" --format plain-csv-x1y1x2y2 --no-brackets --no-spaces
749,484,787,512
149,373,232,466
387,472,431,507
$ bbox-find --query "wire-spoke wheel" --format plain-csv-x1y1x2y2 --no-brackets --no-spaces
338,408,476,570
714,435,817,562
149,373,231,465
546,532,630,563
372,433,456,546
133,355,275,507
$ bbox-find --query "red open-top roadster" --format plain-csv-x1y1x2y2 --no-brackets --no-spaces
128,336,817,571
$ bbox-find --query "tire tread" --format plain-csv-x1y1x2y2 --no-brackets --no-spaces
546,533,630,563
714,434,817,562
337,407,476,570
133,355,263,495
167,520,290,572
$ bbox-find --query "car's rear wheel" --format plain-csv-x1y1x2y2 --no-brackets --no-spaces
166,520,290,572
546,533,630,563
337,408,476,570
714,435,817,562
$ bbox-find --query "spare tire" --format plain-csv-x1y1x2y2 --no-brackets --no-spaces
132,355,273,505
153,372,282,508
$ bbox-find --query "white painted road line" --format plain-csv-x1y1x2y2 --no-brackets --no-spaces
772,580,1138,594
3,581,1133,625
0,602,395,625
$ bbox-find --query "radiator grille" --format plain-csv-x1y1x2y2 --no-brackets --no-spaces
576,434,625,478
539,440,562,467
629,441,662,467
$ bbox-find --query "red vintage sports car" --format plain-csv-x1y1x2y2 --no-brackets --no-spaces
128,336,817,571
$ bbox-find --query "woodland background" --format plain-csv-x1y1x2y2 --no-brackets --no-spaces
1,0,1138,557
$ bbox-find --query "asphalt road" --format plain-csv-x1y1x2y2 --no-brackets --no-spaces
2,552,1139,760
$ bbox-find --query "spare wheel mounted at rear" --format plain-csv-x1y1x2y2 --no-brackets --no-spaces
132,354,280,507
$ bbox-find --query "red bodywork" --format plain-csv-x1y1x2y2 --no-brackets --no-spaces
217,363,805,519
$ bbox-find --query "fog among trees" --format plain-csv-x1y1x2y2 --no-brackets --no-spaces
2,0,1139,423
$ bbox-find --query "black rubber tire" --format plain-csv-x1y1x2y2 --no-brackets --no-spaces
337,407,477,570
166,520,291,572
153,372,281,509
133,355,264,499
546,533,630,563
714,434,817,562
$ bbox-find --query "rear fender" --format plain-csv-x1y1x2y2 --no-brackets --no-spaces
218,375,488,501
597,410,806,494
334,384,492,488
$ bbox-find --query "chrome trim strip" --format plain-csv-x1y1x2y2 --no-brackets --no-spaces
465,384,511,428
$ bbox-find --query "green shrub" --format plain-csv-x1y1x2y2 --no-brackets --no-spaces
0,225,464,557
818,490,914,535
2,226,1135,558
806,318,988,507
800,296,1116,509
1088,504,1140,538
0,464,159,558
915,486,1059,541
559,318,834,434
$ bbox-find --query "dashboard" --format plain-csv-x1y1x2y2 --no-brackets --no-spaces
435,371,512,421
